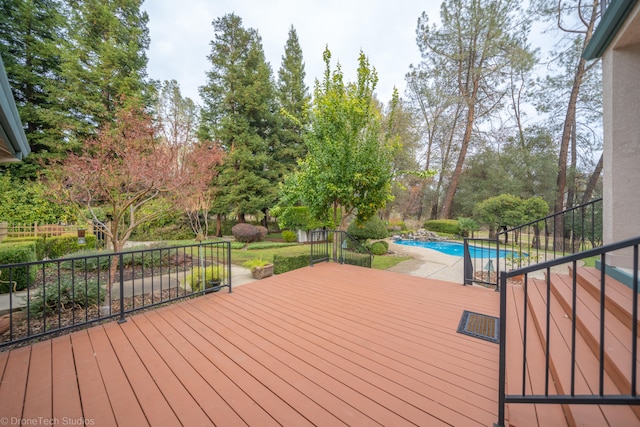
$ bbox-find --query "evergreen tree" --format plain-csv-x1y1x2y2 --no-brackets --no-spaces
58,0,151,141
199,13,279,223
0,0,67,178
276,25,310,173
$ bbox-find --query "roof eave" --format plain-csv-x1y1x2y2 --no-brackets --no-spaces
583,0,638,60
0,55,30,162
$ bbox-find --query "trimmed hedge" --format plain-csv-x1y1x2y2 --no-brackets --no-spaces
43,234,97,259
423,219,460,235
273,254,311,275
0,242,37,292
2,236,45,260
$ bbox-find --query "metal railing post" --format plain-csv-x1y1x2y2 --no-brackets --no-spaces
118,252,126,323
495,272,508,427
463,239,473,286
227,241,232,293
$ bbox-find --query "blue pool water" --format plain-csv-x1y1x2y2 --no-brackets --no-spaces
394,239,520,259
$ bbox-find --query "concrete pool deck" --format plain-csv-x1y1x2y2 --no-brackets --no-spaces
386,240,466,283
387,239,579,284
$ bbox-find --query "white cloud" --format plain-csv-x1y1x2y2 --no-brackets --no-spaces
143,0,441,104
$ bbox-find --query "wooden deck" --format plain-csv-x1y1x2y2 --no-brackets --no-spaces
0,263,502,426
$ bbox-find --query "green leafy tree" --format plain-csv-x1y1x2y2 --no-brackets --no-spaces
0,0,67,178
283,48,395,230
0,173,75,224
381,90,423,221
276,25,311,172
474,194,525,239
455,126,558,216
199,13,279,223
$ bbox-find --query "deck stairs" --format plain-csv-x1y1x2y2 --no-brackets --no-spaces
504,266,640,427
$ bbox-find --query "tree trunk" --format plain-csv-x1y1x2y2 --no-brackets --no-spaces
440,99,476,219
215,213,222,237
581,153,603,204
553,0,599,251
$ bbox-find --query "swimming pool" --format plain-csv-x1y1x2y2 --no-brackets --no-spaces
394,239,520,259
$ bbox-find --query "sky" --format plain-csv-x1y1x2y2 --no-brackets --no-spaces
142,0,442,106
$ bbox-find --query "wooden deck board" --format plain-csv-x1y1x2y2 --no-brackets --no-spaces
529,278,638,426
237,281,498,419
102,321,182,426
86,326,150,427
505,283,567,427
187,294,414,427
22,340,52,420
70,331,118,427
1,263,509,426
51,335,83,421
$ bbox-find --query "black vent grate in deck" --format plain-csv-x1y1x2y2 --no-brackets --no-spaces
457,310,500,344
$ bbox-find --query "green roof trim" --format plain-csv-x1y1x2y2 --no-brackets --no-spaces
583,0,638,60
0,55,30,162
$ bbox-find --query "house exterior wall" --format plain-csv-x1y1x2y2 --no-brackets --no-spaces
601,2,640,269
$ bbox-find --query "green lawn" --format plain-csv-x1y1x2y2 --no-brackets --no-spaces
230,242,410,270
139,237,412,271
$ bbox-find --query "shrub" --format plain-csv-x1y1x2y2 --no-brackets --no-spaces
255,225,269,239
29,277,106,317
231,223,262,243
423,219,460,235
369,241,388,255
184,265,226,292
457,217,480,237
2,236,46,260
43,234,97,259
282,230,297,243
243,258,271,270
273,254,310,274
0,242,37,292
347,216,388,240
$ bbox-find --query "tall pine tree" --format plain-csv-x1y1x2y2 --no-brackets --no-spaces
59,0,151,141
0,0,67,178
199,13,280,223
276,25,310,173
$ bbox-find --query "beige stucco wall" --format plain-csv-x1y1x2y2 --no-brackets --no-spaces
601,3,640,269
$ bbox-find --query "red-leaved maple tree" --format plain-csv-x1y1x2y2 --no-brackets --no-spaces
50,103,224,302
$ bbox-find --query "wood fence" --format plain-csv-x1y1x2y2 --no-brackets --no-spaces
5,223,92,238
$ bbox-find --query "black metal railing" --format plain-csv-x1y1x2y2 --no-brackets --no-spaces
464,198,602,288
310,230,373,268
495,235,640,427
0,241,231,349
